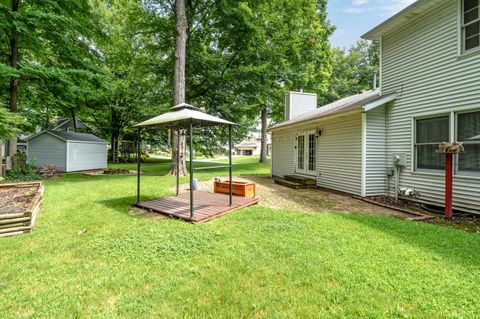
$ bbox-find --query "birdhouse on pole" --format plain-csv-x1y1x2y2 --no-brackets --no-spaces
436,142,465,219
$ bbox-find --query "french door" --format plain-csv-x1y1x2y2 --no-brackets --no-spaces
295,131,316,175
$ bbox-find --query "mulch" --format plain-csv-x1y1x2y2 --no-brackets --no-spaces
0,185,38,215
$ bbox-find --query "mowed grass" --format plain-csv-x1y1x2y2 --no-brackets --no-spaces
0,156,479,318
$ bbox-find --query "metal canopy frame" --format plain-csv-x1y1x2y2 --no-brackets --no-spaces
135,104,234,220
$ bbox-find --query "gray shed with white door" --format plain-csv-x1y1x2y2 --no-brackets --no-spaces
27,131,108,172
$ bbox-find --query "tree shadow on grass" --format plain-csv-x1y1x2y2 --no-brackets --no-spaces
336,213,480,270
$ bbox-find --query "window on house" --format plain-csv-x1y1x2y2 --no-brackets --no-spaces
415,116,450,170
463,0,480,51
457,111,480,173
297,135,304,170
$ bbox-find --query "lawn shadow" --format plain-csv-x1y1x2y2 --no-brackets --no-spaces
96,195,145,216
336,213,480,270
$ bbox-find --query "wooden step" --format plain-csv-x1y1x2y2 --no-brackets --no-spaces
274,177,316,189
284,175,316,185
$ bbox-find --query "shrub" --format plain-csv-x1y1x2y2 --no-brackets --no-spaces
6,165,42,181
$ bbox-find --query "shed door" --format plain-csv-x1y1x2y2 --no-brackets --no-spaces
295,131,316,176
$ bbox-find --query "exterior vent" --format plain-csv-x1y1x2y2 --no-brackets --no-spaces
284,91,317,121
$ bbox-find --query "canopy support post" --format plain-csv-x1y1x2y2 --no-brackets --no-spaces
176,128,180,196
229,124,233,206
189,119,194,219
136,127,141,204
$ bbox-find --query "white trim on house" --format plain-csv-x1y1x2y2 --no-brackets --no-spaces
363,93,396,111
362,0,445,40
410,107,480,178
66,141,70,172
361,113,367,197
379,36,383,92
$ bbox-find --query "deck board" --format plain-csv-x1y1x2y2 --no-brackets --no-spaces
136,191,258,223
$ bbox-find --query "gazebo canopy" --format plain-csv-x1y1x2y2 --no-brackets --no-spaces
134,102,236,221
135,103,234,129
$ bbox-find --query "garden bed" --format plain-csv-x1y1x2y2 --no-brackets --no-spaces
0,182,44,237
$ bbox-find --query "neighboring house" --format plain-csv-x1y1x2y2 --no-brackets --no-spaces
269,0,480,214
234,132,271,156
2,135,29,156
36,116,91,133
26,131,108,172
2,117,91,156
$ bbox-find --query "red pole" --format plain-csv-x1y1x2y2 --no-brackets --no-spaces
445,153,453,219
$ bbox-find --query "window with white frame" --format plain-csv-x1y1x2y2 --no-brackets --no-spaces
415,116,449,170
457,110,480,173
463,0,480,52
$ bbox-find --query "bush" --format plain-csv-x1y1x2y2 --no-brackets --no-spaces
6,165,42,181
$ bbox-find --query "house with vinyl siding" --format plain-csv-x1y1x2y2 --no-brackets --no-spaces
269,0,480,214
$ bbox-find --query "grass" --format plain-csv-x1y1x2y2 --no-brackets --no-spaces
0,156,479,318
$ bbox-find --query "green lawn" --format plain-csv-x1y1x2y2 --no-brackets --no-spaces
1,157,479,318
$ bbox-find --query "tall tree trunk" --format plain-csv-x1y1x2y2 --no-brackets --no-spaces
0,140,4,177
8,0,20,160
259,105,268,164
169,0,188,176
71,109,77,132
110,109,120,163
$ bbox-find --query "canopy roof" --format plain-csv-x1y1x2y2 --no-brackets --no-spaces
135,103,235,129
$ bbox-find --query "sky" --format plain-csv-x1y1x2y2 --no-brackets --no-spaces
327,0,417,49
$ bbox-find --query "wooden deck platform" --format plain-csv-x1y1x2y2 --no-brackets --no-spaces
136,191,259,223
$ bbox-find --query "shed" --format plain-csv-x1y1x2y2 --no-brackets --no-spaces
27,131,108,172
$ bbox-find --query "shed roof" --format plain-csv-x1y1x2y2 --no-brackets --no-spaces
27,130,107,143
362,0,445,40
269,90,396,132
135,103,235,129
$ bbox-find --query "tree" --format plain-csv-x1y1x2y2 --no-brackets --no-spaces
3,0,19,157
0,106,17,140
0,0,104,160
170,0,333,162
320,40,379,104
0,106,17,169
169,0,188,176
85,0,165,162
216,0,333,163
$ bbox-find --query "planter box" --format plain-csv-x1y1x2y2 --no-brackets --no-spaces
0,181,44,238
214,181,256,198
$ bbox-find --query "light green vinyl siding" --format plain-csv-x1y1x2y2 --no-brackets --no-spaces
68,142,108,172
382,0,480,212
271,132,295,177
27,134,67,172
271,112,363,196
316,114,363,196
365,106,387,196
